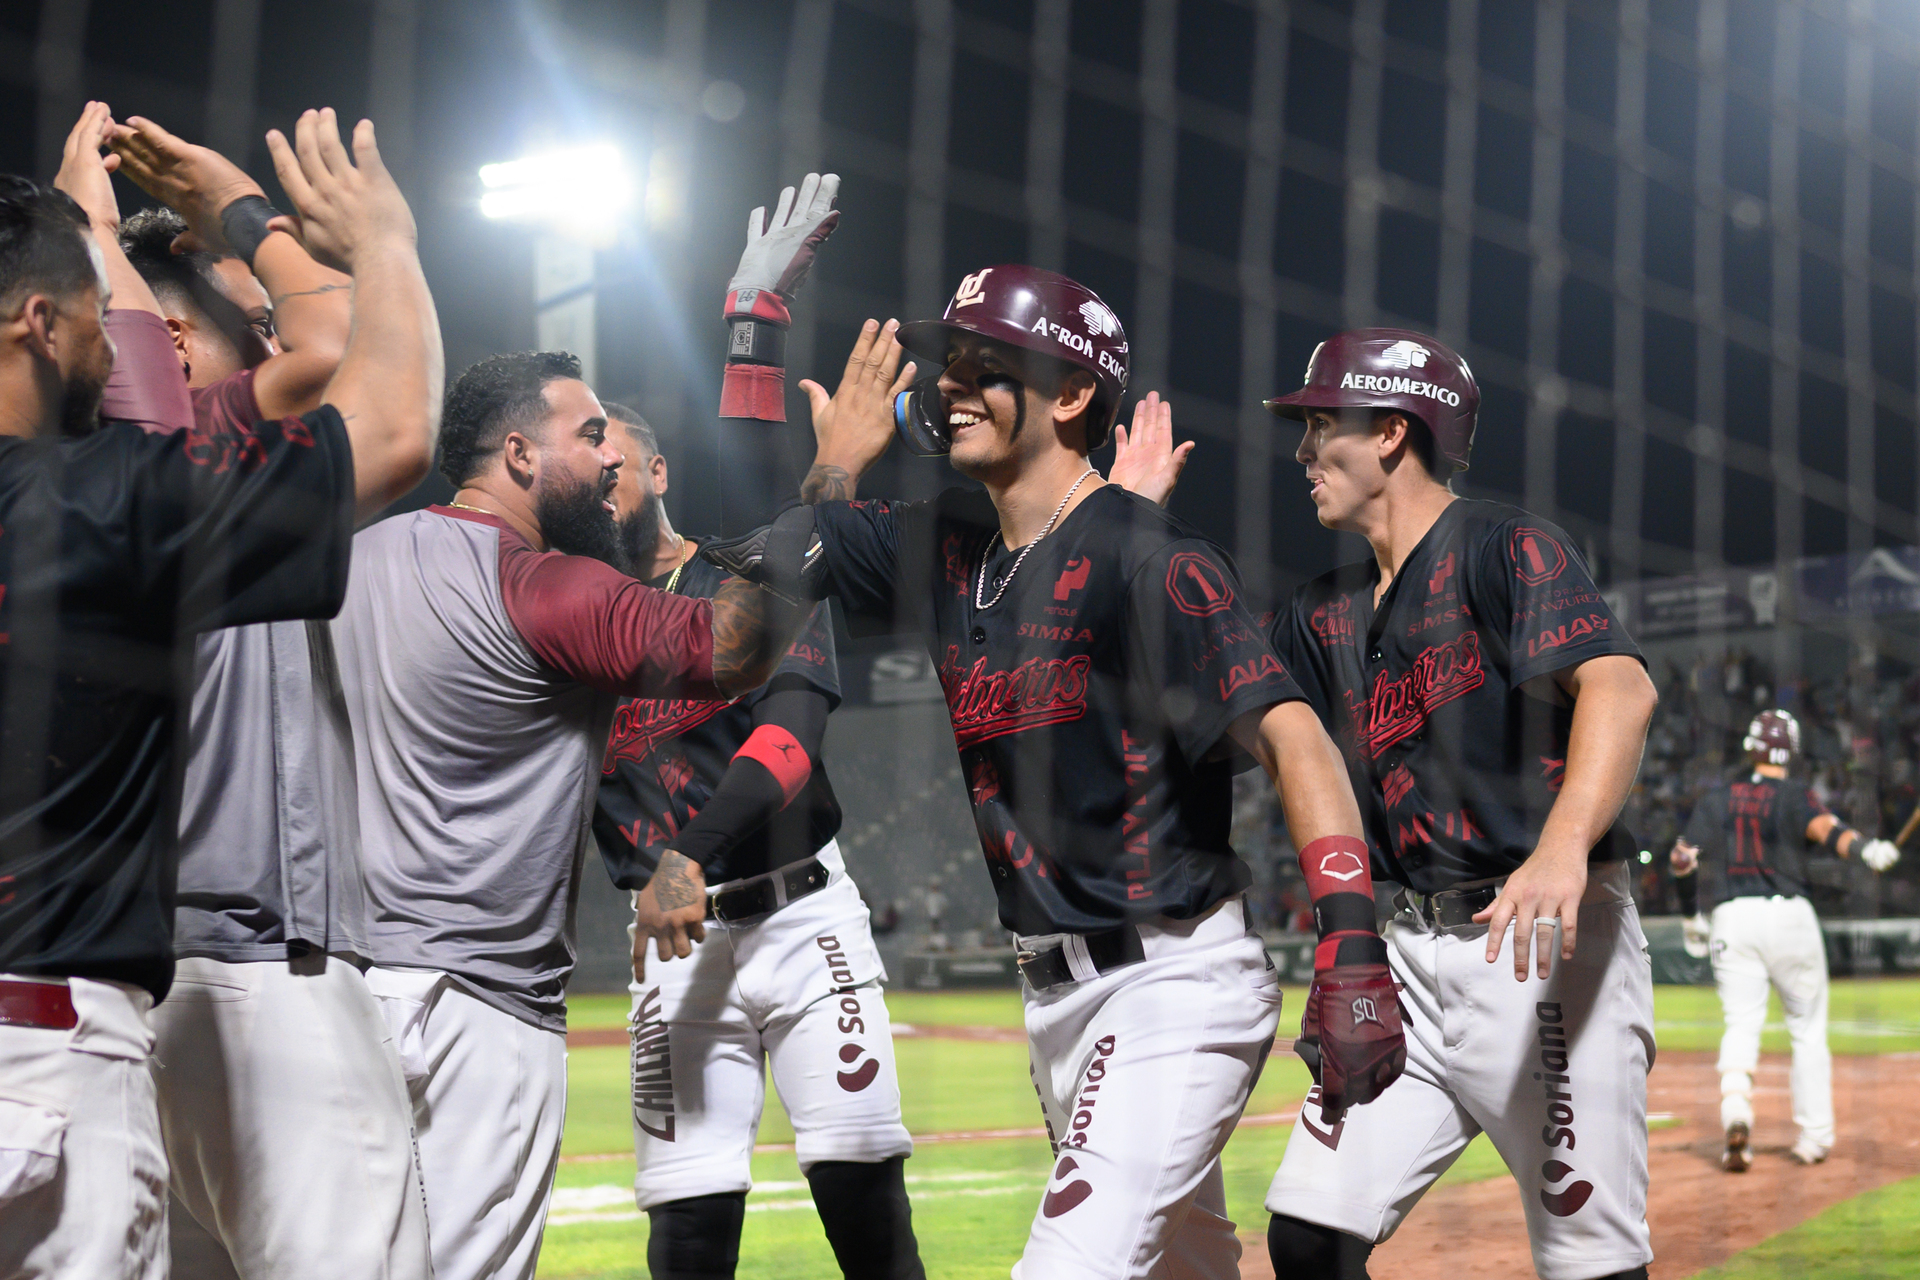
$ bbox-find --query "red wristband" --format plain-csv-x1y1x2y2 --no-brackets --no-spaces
735,723,811,804
719,363,787,422
1300,835,1373,901
724,288,792,326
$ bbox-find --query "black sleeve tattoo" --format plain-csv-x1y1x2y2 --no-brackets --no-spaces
801,463,854,504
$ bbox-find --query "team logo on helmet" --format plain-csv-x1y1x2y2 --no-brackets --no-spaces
953,268,993,307
1381,340,1431,370
1079,299,1120,337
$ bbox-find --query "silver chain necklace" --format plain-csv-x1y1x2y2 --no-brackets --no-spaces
974,468,1099,611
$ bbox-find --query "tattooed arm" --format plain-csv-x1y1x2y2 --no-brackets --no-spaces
631,849,707,979
796,319,917,503
709,576,813,699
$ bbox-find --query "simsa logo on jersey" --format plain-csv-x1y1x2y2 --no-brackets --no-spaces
1339,371,1463,406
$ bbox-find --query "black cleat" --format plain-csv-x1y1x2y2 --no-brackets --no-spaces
1722,1121,1751,1172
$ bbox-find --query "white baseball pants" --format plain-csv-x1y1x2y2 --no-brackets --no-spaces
150,954,431,1280
0,976,166,1280
1265,863,1655,1280
367,970,567,1280
1710,894,1833,1148
1014,898,1282,1280
629,844,911,1207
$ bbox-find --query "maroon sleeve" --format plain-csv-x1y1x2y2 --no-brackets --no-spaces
99,310,193,434
191,369,263,432
497,538,721,699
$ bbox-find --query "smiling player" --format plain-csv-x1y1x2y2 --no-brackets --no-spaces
706,267,1403,1280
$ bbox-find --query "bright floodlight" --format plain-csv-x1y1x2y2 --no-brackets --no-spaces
479,144,635,239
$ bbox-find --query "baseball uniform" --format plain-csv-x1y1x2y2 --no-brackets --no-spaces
0,402,357,1280
333,504,720,1280
140,371,429,1280
596,558,914,1208
812,483,1297,1279
1681,776,1835,1150
1264,499,1655,1280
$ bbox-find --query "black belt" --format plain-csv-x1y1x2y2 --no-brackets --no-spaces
1016,925,1147,991
706,857,831,924
1399,877,1505,934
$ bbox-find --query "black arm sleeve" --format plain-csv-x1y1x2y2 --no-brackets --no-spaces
666,677,831,868
716,417,812,536
1674,863,1699,915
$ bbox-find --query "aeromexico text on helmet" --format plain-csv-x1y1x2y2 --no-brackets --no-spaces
1337,371,1464,407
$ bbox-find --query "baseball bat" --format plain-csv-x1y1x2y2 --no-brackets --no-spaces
1895,803,1920,850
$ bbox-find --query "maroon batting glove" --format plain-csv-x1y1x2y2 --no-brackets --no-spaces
1304,963,1406,1125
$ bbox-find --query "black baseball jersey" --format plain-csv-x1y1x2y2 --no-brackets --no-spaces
594,550,842,888
1270,499,1643,893
814,484,1302,936
1683,774,1828,905
0,411,355,1000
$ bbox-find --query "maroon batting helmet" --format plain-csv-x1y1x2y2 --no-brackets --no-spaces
1744,709,1802,766
896,265,1130,451
1265,328,1480,472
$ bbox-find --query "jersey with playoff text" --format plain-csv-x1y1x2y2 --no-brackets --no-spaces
1270,499,1643,892
814,485,1301,936
1684,775,1828,905
594,551,842,888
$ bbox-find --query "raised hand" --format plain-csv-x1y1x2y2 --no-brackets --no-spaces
798,319,917,502
53,102,123,230
1107,390,1194,508
264,109,415,273
109,114,264,252
730,172,840,301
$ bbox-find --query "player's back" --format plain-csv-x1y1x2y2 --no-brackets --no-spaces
1689,773,1821,904
333,506,609,1032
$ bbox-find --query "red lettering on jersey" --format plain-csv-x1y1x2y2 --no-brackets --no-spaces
1017,622,1096,642
1511,528,1568,586
183,416,269,474
938,648,1092,749
1121,731,1153,899
1382,764,1417,809
1219,653,1286,699
603,698,730,773
786,641,828,666
1540,756,1566,792
1427,552,1456,596
967,756,1003,806
280,415,315,448
1525,613,1609,659
1166,552,1235,617
1309,595,1355,647
1396,813,1433,854
1054,557,1092,600
943,532,970,598
1347,632,1486,758
655,751,695,800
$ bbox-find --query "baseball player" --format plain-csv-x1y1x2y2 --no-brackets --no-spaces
705,266,1404,1280
0,104,437,1280
101,118,431,1277
596,404,921,1280
1670,708,1899,1170
1256,329,1660,1280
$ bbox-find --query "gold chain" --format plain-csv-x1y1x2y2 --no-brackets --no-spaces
662,535,694,593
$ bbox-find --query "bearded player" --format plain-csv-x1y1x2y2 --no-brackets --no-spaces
1257,329,1659,1280
1671,709,1899,1171
595,403,922,1280
702,267,1405,1279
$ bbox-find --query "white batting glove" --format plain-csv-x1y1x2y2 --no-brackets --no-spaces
1861,838,1901,873
729,172,840,301
1682,913,1711,959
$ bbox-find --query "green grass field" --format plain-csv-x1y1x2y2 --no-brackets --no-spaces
537,979,1920,1279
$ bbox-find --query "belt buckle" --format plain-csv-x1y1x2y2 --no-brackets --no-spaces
1430,881,1502,935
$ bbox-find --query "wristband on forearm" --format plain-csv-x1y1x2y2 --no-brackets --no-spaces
219,195,285,267
721,287,792,421
1823,823,1857,855
1299,834,1388,969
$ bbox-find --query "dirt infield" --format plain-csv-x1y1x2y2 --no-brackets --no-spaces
1236,1050,1920,1280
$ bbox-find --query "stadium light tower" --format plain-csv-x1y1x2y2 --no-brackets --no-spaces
478,144,637,388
